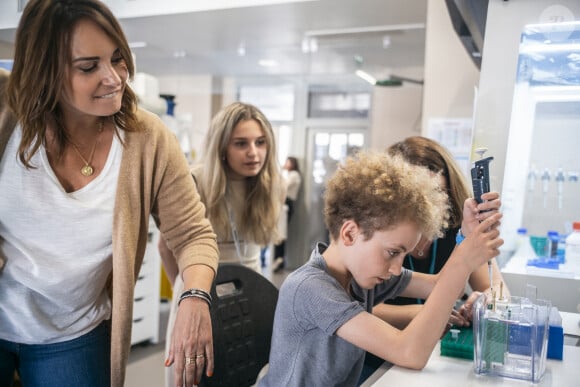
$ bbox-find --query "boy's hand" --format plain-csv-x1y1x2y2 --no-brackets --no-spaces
461,192,501,237
454,212,503,272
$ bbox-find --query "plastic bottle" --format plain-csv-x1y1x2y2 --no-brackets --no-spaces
565,222,580,276
514,227,537,259
547,230,559,258
515,227,527,249
557,234,567,263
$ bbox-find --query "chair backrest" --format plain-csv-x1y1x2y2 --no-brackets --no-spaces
200,263,279,387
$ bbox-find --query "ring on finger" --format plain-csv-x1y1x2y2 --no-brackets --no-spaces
196,354,205,360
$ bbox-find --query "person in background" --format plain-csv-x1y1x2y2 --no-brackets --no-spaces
159,101,285,386
0,2,218,387
380,136,508,311
272,156,302,272
259,151,503,386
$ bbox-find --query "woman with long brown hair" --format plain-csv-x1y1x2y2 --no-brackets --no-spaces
0,2,218,386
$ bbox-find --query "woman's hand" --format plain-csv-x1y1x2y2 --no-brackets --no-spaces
461,192,501,237
442,292,487,338
166,298,214,387
448,308,469,327
440,308,470,338
456,291,487,323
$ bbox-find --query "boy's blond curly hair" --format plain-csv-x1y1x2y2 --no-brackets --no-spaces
324,151,449,242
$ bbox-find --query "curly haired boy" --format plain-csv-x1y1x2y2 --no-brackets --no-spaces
260,151,503,387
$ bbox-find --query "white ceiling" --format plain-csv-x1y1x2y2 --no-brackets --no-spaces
0,0,428,82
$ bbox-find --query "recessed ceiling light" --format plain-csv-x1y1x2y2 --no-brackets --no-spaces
355,70,376,85
129,41,147,49
237,41,246,57
382,35,391,49
258,59,278,67
301,37,318,53
173,50,187,58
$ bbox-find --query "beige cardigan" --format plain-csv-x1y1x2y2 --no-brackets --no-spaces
0,69,219,386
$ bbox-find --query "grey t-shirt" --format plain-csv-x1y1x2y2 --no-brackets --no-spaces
259,243,412,387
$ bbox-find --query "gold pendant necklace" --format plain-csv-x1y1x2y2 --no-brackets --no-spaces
69,120,104,177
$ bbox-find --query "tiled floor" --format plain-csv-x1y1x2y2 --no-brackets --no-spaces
125,262,291,387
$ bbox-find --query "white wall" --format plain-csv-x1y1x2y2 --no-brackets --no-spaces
0,41,12,58
421,0,480,133
369,0,480,151
369,84,423,150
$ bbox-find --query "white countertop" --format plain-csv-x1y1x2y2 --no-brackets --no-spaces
366,342,580,387
561,311,580,338
501,253,580,313
502,252,579,279
363,312,580,387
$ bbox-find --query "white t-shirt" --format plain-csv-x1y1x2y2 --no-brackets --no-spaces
284,170,301,201
0,127,121,344
218,178,261,272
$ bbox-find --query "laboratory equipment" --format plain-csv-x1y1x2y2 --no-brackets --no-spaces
564,222,580,276
489,10,580,314
471,147,494,291
473,293,551,383
471,148,493,204
555,168,565,210
440,326,474,360
513,228,537,260
527,167,537,193
556,234,566,263
546,230,559,258
547,307,564,361
540,168,550,209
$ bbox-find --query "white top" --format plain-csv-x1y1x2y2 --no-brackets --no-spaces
0,127,121,344
284,170,301,201
220,179,261,272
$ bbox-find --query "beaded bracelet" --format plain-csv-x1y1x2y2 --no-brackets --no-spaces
178,288,212,307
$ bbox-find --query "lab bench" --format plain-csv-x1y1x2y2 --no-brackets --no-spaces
362,312,580,387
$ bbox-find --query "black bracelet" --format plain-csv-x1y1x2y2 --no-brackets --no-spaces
178,288,212,307
178,293,211,307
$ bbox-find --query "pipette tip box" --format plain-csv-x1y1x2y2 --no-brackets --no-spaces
440,326,474,360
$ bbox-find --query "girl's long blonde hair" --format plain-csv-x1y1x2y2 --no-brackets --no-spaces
195,102,283,245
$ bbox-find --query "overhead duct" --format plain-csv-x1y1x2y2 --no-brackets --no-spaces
445,0,489,68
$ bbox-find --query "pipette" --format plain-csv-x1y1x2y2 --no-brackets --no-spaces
527,167,537,193
541,168,550,209
555,168,565,210
471,148,494,293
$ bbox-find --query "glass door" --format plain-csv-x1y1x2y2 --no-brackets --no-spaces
304,128,366,253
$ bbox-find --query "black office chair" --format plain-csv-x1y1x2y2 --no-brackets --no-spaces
200,263,279,387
